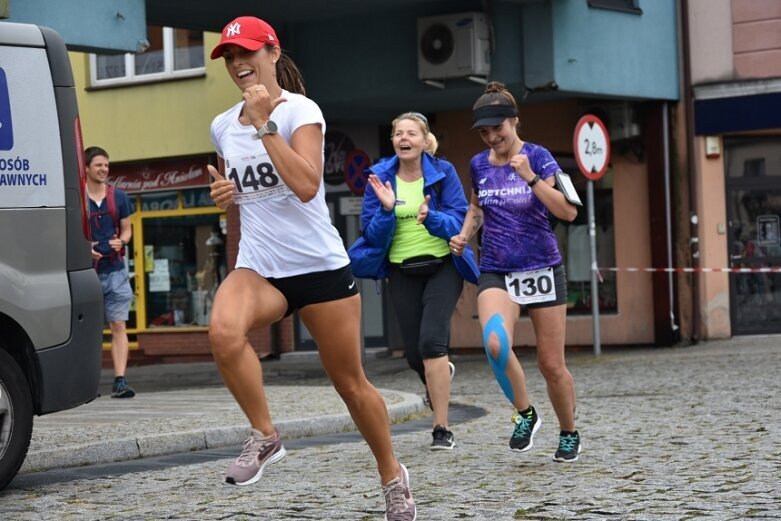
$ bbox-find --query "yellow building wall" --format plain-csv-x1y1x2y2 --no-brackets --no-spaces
69,33,235,162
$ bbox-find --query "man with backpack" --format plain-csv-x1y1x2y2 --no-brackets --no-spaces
85,146,136,398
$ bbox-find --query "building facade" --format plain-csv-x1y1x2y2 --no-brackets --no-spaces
680,0,781,340
4,0,698,361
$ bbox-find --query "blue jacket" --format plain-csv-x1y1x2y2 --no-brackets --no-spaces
348,153,479,283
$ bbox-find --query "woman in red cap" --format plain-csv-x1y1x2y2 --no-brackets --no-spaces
207,16,416,520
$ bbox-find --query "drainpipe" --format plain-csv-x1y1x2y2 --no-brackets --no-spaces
662,102,679,336
681,0,700,343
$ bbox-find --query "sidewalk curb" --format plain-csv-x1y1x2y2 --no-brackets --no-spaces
21,389,425,474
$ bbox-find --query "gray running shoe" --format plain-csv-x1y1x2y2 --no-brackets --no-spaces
383,463,417,521
225,427,286,486
430,425,455,450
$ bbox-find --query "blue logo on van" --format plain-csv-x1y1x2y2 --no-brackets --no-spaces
0,68,13,150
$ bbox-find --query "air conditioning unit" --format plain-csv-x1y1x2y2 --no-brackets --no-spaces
417,12,491,80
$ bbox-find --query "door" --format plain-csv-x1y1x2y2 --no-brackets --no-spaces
725,137,781,334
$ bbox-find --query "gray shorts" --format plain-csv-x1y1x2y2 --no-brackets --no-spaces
99,270,133,322
477,264,568,309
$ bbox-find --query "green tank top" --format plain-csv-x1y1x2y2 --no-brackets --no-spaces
388,176,450,263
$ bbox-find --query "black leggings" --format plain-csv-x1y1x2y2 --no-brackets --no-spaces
388,257,463,385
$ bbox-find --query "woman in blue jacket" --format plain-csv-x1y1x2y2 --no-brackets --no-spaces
349,112,479,450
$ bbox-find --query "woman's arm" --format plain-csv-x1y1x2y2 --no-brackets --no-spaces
531,177,578,222
449,192,483,255
360,173,396,247
208,157,235,210
261,123,323,203
510,153,577,222
421,161,469,239
242,86,323,203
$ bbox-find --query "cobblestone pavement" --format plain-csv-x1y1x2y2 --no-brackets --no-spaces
1,337,779,520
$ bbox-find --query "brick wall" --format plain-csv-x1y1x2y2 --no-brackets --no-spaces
732,0,781,78
138,327,272,358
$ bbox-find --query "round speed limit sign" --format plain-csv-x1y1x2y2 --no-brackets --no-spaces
573,115,610,181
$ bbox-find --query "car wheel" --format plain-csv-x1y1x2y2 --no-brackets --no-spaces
0,349,33,491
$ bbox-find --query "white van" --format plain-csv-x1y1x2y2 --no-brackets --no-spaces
0,22,103,490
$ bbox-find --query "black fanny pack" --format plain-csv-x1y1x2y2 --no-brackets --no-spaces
399,255,446,276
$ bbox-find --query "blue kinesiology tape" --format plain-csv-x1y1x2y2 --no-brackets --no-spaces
483,313,514,403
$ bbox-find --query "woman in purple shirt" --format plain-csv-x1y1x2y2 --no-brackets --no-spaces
450,82,582,462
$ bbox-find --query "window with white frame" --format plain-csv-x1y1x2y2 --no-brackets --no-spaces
90,26,204,87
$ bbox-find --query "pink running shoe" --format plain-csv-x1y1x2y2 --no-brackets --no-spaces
382,463,417,521
225,427,286,486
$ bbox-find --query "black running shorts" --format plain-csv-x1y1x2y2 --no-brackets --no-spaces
267,264,359,317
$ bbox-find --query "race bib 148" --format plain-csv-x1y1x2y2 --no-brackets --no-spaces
225,153,291,204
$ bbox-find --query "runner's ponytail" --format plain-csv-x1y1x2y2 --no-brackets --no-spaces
275,52,306,96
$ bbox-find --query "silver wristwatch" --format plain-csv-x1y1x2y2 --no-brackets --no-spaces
256,120,278,139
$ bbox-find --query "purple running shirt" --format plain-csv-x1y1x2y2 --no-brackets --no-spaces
470,142,562,272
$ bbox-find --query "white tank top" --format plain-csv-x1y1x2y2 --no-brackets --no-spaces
210,91,349,278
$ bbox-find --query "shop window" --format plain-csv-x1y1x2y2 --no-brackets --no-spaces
554,160,617,314
182,188,216,208
743,158,766,178
142,214,226,328
90,26,204,87
141,191,179,211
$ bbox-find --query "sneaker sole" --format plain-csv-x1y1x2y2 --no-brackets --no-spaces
227,445,287,486
430,442,455,451
553,442,583,463
510,415,542,453
111,390,135,398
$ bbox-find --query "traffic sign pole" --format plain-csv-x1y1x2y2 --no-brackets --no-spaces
573,115,611,357
587,179,601,357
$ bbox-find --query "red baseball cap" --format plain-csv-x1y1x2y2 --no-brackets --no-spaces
210,16,280,60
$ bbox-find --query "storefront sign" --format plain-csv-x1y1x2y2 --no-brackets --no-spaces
109,155,212,194
339,196,364,216
324,131,354,186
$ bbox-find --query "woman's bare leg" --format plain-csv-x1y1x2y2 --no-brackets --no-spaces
423,356,451,427
478,288,530,411
528,304,576,431
209,268,287,434
299,294,399,484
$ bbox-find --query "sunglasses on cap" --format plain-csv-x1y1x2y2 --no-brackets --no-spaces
395,112,429,131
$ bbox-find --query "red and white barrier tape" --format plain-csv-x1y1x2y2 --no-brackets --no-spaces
597,266,781,273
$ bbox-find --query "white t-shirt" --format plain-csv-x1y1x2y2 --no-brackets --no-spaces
210,90,349,278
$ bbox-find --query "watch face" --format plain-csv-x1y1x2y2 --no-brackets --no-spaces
266,120,278,133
